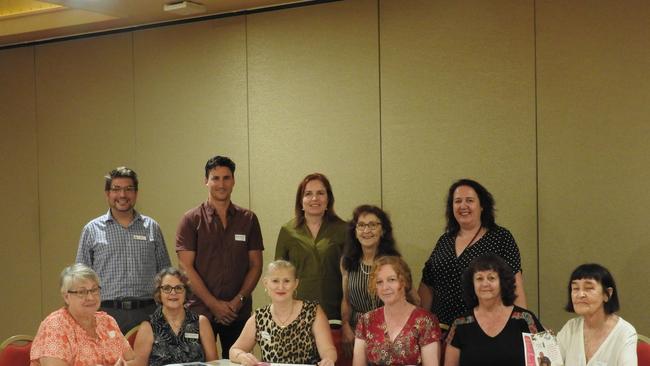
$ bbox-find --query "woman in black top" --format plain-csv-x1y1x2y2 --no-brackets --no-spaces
444,254,543,366
418,178,527,328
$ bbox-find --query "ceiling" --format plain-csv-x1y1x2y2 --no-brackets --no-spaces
0,0,324,48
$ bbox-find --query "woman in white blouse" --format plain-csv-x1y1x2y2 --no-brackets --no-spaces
557,263,637,366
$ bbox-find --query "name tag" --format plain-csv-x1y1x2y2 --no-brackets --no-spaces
185,332,199,339
108,331,116,338
133,235,147,241
235,234,246,242
259,330,271,341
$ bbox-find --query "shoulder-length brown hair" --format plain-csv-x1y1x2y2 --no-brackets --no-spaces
294,173,341,227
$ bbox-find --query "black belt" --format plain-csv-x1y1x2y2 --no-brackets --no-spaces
101,299,155,310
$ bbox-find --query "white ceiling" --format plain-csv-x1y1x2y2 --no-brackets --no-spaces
0,0,323,48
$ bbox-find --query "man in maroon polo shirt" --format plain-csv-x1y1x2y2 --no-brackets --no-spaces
176,155,264,356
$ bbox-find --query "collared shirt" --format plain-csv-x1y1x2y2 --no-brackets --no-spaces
30,308,130,366
175,201,264,319
76,210,171,300
275,217,347,320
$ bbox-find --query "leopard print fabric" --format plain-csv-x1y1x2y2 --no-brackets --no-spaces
255,300,319,364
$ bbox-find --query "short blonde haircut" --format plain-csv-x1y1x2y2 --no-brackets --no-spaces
368,256,414,303
266,259,297,279
60,263,100,295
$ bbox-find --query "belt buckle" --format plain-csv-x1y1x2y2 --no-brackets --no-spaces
122,300,133,310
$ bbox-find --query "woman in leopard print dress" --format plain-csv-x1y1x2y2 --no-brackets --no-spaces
229,260,337,366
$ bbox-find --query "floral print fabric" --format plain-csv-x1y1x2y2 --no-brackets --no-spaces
355,307,441,365
30,308,130,366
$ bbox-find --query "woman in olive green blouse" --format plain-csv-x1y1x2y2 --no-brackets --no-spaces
275,173,347,320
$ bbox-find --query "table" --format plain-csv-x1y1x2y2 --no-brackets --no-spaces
166,361,313,366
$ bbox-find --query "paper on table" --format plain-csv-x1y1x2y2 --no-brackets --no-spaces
522,331,563,366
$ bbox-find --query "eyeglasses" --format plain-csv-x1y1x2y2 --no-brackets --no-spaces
356,222,382,231
109,186,137,193
159,285,186,294
68,286,101,298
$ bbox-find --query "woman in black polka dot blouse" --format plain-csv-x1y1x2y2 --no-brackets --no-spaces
417,178,528,329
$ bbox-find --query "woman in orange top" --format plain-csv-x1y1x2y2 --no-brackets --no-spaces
30,264,135,366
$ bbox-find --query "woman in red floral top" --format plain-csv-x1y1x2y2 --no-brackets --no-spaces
353,256,441,366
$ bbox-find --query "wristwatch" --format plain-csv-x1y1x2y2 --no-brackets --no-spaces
238,294,245,303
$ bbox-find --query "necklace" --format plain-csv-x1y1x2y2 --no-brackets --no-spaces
271,301,295,327
461,226,483,248
360,261,371,275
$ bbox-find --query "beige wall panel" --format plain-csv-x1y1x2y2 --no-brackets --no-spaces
0,46,41,340
537,1,650,333
133,17,248,256
35,33,136,315
247,0,380,307
380,0,538,313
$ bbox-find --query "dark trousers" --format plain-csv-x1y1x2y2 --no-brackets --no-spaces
101,303,157,334
210,318,246,358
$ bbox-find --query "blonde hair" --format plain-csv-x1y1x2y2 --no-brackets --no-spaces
266,259,297,278
368,256,415,304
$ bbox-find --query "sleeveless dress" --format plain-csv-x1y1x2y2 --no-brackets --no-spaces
255,300,319,364
148,307,205,366
347,262,382,326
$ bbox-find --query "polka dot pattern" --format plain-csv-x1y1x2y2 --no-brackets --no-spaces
421,225,522,325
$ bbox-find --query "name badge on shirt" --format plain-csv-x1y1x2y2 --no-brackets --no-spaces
235,234,246,242
133,234,147,241
259,331,271,341
108,331,116,338
185,332,199,339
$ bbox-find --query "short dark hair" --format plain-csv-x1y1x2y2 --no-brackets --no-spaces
104,167,138,191
294,173,341,227
205,156,236,178
462,253,517,308
153,267,192,304
446,178,496,236
564,263,620,314
342,205,400,272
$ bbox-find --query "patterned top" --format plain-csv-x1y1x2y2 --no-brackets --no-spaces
148,307,205,366
77,209,171,300
421,225,522,325
447,306,544,366
30,308,130,366
355,307,441,366
347,262,382,327
255,301,319,364
275,218,347,320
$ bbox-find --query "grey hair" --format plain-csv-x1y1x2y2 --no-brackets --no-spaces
266,259,297,278
60,263,100,294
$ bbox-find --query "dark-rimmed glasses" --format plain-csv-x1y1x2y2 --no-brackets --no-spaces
68,286,101,298
159,285,186,294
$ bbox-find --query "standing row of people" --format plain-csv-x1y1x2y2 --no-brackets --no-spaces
28,154,637,365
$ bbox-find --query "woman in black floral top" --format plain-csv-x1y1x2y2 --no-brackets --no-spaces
132,267,217,366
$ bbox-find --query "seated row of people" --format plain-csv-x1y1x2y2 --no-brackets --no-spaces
29,255,636,366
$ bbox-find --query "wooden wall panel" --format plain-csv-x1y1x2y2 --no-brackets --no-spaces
537,0,650,332
35,33,136,314
0,46,41,340
247,0,381,306
380,0,538,314
133,17,249,254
